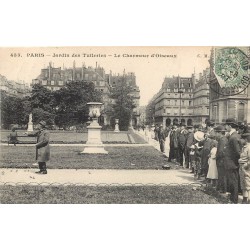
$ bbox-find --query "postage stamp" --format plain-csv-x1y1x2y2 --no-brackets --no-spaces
213,47,250,95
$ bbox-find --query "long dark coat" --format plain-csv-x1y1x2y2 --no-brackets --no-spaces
170,130,178,149
216,135,228,166
200,138,214,171
224,131,241,170
35,129,50,162
178,129,187,149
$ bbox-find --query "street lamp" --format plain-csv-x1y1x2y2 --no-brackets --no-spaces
178,89,184,124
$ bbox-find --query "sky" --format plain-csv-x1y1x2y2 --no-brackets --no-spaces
0,46,211,105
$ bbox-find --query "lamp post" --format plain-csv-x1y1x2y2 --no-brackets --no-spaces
178,89,184,124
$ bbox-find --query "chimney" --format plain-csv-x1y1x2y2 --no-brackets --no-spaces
48,62,52,80
82,62,84,80
73,60,76,81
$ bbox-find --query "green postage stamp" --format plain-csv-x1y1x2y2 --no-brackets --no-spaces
214,47,249,93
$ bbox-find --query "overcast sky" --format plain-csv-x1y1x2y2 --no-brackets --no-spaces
0,47,211,105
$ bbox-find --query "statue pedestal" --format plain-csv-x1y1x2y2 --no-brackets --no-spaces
81,122,108,154
27,122,34,132
114,124,120,133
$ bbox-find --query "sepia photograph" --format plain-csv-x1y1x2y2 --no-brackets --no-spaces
1,1,250,250
0,46,249,204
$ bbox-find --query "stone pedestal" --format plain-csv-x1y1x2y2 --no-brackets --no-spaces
27,113,34,132
114,119,120,132
81,102,108,154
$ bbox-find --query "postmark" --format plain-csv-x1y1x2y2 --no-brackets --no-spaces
213,47,249,96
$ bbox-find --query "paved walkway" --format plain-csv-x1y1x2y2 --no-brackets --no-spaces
0,168,199,186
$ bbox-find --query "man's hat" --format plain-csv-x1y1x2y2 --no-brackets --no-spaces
187,125,193,129
206,120,215,127
225,118,238,126
238,122,246,130
194,131,205,142
214,125,227,132
39,120,46,127
242,126,250,137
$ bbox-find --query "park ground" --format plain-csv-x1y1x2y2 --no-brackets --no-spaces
0,184,229,204
0,130,240,204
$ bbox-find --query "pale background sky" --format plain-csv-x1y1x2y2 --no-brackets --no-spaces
0,46,211,105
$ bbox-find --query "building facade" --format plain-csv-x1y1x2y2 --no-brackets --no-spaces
0,74,30,97
208,48,250,124
193,68,210,124
32,62,140,126
108,70,140,127
147,70,210,128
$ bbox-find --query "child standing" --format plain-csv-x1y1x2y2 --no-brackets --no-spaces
207,141,218,187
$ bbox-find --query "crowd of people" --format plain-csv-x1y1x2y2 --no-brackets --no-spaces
152,118,250,204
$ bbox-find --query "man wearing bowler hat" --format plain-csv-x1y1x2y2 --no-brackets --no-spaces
178,124,187,167
224,118,242,203
185,125,195,169
215,125,228,193
28,120,50,174
158,124,166,153
206,120,216,139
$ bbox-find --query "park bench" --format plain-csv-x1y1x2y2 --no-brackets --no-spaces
7,133,37,145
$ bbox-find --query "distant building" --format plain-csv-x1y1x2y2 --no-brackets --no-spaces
108,70,140,127
0,74,30,97
147,70,210,128
32,62,140,126
208,48,250,124
193,68,210,125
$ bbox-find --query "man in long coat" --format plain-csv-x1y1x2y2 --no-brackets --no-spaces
200,134,214,177
178,124,187,167
28,120,50,174
224,118,242,203
168,125,179,162
158,125,166,153
185,125,195,169
215,125,228,193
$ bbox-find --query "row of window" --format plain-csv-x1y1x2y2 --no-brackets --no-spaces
42,80,64,86
164,93,193,98
166,88,192,93
156,100,192,107
44,72,101,81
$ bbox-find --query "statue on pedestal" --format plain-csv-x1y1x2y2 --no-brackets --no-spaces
27,113,34,132
114,119,120,132
81,102,108,154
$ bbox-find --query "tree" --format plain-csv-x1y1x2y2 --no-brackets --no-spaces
110,77,136,130
53,81,102,128
0,91,29,129
30,84,55,113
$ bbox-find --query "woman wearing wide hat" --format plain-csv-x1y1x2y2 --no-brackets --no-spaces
238,126,250,203
193,131,204,178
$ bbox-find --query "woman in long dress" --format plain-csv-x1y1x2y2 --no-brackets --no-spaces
207,141,218,187
238,128,250,204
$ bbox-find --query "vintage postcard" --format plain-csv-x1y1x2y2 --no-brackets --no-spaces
0,46,249,204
